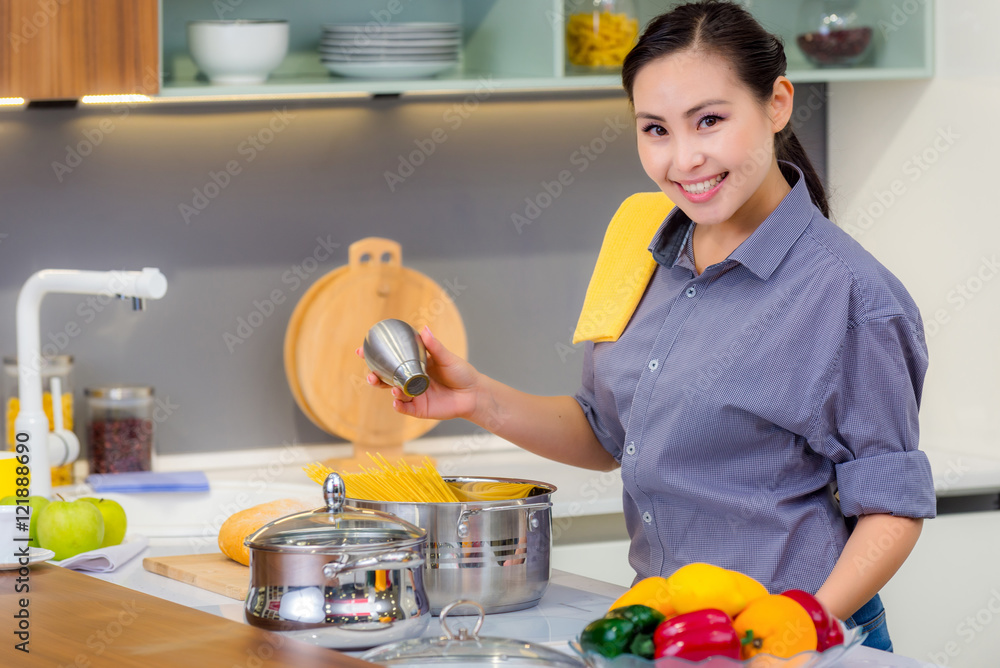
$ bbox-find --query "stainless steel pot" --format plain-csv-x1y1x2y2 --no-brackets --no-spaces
243,472,432,649
352,476,555,614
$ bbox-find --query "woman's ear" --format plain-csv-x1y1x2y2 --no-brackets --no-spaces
769,76,795,134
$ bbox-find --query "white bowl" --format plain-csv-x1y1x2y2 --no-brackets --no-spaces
187,20,289,85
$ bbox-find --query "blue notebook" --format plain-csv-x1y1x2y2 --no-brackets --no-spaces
85,471,210,493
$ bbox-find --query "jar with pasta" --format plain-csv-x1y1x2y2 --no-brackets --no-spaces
565,0,639,73
3,355,76,487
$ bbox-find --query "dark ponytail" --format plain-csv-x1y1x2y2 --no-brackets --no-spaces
622,0,830,218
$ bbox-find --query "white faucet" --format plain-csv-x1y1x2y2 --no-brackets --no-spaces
14,268,168,499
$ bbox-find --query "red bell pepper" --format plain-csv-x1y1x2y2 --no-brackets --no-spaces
780,590,845,651
653,608,741,661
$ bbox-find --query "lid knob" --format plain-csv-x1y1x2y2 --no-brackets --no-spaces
324,472,346,514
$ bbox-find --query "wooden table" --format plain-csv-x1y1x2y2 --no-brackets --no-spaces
0,564,374,667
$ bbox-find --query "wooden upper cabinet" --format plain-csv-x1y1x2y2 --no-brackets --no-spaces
0,0,159,100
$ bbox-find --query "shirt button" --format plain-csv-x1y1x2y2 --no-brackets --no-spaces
625,442,636,456
685,286,697,298
642,512,653,524
648,359,659,372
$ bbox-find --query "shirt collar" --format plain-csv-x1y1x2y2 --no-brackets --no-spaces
648,162,817,280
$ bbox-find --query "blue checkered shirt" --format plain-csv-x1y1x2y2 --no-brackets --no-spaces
575,163,936,594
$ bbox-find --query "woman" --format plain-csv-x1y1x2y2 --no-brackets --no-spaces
362,0,935,652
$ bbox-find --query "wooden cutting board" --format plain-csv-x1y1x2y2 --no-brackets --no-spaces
284,264,349,431
289,237,467,467
143,552,250,600
0,563,373,667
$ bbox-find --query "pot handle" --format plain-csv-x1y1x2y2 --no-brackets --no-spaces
323,550,425,579
456,501,552,538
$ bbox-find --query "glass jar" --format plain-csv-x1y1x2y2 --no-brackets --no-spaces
796,0,875,68
3,355,75,486
85,386,154,474
564,0,638,73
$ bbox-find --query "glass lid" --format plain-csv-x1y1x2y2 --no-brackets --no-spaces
245,472,426,553
360,601,585,667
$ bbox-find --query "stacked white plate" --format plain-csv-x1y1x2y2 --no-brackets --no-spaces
320,22,461,79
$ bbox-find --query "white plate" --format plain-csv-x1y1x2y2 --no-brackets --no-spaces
320,37,462,48
323,60,459,79
319,44,459,54
0,546,56,570
320,49,460,59
322,51,459,59
323,30,461,40
323,55,459,64
322,22,460,32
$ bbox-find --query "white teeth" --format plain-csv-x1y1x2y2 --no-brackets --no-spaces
680,173,727,194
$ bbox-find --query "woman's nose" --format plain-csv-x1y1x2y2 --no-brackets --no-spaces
673,137,706,173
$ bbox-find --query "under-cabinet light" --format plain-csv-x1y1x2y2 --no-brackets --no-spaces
145,91,372,104
80,94,152,105
0,97,26,107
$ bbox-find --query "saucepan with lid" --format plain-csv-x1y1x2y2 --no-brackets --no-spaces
243,472,432,649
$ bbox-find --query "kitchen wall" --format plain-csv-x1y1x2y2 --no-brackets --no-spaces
828,3,996,462
0,85,827,456
827,3,1000,666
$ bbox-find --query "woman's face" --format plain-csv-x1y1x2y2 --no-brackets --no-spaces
632,49,789,229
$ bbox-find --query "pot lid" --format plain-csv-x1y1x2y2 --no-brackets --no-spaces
360,600,585,667
245,472,425,554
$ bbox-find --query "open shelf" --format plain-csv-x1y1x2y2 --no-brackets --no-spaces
157,0,933,101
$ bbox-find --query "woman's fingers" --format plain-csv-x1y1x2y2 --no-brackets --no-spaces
420,326,453,364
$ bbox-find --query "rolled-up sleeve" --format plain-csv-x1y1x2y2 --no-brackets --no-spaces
811,314,936,519
574,341,623,462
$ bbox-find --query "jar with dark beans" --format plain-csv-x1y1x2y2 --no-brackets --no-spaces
84,386,155,474
796,27,873,67
88,417,153,473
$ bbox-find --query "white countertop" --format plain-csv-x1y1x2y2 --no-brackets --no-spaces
79,538,938,667
64,435,1000,541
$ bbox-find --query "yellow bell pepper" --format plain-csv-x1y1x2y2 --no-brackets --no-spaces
667,563,769,618
608,576,676,618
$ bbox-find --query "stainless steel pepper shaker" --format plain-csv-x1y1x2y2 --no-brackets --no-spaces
363,319,430,397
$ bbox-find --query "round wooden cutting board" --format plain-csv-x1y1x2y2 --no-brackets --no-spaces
283,265,348,430
290,237,468,450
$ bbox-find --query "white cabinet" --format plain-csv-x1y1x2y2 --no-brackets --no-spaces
880,511,1000,667
552,538,633,588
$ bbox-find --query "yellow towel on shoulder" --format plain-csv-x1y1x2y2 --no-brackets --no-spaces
572,192,676,344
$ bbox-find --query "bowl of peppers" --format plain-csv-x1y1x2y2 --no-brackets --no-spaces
571,563,866,667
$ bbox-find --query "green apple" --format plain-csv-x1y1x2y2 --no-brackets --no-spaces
0,495,50,548
36,500,104,560
78,497,127,547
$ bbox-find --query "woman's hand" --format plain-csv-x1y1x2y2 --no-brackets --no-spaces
357,326,480,422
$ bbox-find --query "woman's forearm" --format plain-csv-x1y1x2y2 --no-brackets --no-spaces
469,375,619,472
815,514,923,621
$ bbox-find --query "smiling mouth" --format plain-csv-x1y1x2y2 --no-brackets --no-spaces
678,172,728,195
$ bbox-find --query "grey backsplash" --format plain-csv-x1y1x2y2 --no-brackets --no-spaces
0,85,826,456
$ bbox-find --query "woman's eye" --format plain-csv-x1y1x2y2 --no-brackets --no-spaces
641,123,667,137
698,115,723,129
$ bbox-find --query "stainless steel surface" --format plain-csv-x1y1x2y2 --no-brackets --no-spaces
359,598,586,666
243,472,432,649
363,318,430,397
352,476,556,615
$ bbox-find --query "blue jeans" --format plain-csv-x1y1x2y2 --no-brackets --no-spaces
846,593,893,652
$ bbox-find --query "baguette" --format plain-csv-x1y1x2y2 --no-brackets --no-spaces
218,498,313,566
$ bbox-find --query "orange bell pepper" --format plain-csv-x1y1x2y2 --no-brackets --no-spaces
733,594,818,660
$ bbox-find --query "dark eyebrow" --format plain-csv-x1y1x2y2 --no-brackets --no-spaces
684,99,729,118
634,99,730,122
